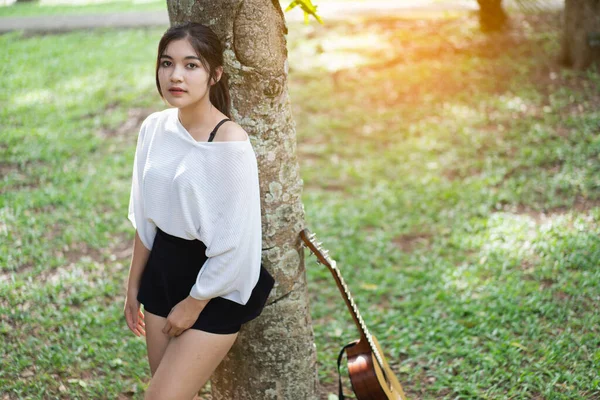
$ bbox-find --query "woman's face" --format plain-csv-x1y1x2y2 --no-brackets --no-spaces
157,38,217,110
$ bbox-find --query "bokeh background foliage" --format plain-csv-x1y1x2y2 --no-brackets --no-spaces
0,2,599,399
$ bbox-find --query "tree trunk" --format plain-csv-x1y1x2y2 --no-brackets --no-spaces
561,0,600,70
166,1,320,399
477,0,509,32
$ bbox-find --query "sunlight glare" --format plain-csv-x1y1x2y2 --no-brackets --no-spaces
442,212,542,298
12,89,54,108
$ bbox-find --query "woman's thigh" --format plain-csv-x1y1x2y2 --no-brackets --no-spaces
144,329,239,400
144,310,171,376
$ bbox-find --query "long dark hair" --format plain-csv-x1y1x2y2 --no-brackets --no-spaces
155,22,231,118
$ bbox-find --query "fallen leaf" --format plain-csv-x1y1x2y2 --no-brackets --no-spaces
20,370,34,378
360,283,378,291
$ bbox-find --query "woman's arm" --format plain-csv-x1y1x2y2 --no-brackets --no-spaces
127,229,151,292
124,229,150,337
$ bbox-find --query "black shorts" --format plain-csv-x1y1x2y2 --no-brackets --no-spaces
137,227,275,334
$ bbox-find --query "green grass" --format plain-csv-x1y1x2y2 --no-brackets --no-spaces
0,0,346,18
0,0,166,17
1,11,600,400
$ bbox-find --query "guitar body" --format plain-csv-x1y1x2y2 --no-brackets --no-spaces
346,336,407,400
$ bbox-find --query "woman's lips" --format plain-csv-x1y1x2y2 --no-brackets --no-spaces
169,89,186,95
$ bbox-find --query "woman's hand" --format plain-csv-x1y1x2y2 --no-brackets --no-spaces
124,289,146,337
162,296,210,337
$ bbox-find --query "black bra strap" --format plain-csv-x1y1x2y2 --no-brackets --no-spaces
208,118,231,142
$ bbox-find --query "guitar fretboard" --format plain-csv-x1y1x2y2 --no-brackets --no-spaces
304,232,386,374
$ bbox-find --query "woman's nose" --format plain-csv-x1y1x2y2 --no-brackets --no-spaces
170,65,184,82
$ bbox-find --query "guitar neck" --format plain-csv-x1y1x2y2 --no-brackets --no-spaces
328,260,387,369
300,230,386,371
327,259,371,341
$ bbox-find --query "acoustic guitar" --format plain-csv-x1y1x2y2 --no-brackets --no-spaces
300,228,407,400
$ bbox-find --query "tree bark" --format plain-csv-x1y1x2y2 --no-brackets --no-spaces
477,0,509,32
166,1,320,399
561,0,600,70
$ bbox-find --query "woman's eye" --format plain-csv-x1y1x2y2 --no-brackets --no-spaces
161,60,171,67
187,63,198,69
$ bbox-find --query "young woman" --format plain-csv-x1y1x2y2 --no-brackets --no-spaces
123,22,275,400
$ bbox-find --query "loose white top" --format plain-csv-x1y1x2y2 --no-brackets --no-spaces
127,107,262,305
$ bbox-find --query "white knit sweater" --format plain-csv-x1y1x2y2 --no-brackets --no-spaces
128,107,262,305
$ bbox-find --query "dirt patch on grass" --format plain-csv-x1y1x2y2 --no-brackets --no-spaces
392,232,432,253
319,380,342,399
507,196,600,220
97,107,154,138
0,160,48,192
41,231,132,279
303,180,353,197
530,58,600,117
442,166,483,182
0,161,14,177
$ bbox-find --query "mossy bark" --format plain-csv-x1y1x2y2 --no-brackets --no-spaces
166,1,320,399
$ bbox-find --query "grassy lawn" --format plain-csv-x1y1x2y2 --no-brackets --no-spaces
0,0,356,18
0,0,165,17
1,10,599,400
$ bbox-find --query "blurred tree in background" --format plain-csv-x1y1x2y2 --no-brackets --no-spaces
477,0,599,69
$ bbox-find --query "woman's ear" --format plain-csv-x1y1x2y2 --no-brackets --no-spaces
213,66,223,85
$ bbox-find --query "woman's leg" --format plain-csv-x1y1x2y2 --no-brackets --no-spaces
144,310,171,376
143,329,239,400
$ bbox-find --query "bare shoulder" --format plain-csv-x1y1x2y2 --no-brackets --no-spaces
214,121,249,142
